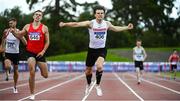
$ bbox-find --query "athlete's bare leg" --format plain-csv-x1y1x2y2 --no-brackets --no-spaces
96,57,104,85
13,64,19,88
4,59,11,81
95,57,104,96
85,67,93,85
27,57,36,94
37,62,48,78
136,68,141,84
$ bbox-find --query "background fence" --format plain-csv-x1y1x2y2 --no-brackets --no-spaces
1,61,179,72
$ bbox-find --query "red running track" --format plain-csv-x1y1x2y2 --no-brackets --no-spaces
0,72,180,101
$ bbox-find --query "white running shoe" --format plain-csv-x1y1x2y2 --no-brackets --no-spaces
29,94,35,100
85,82,94,95
95,85,103,96
13,87,18,93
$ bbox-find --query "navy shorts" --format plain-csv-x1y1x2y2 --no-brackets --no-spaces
5,53,19,65
171,64,177,71
86,48,107,67
26,51,46,62
134,61,144,70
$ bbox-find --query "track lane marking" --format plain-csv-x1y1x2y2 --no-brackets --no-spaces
0,74,71,92
18,74,84,101
114,73,144,101
129,74,180,95
81,81,96,101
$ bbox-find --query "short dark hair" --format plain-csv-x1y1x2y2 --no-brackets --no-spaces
173,49,177,52
8,18,17,22
33,10,43,15
136,39,142,42
93,6,106,14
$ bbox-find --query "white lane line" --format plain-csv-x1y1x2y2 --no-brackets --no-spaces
129,74,180,95
81,81,96,101
0,72,61,84
18,74,84,101
114,73,144,101
0,74,69,92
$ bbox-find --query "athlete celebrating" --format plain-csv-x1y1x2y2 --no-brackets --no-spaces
59,6,133,96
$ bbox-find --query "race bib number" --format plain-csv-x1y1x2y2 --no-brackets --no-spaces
7,42,16,49
29,32,40,40
94,32,105,39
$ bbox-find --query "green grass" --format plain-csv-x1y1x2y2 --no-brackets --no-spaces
47,47,179,61
110,47,180,52
47,51,130,61
47,52,87,61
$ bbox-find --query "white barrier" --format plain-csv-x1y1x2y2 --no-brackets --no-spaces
16,61,180,72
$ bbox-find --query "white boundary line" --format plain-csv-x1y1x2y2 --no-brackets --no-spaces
18,74,84,101
81,81,96,101
0,74,69,92
129,74,180,95
114,73,144,101
0,72,61,84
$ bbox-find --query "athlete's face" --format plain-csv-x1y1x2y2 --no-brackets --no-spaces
173,50,177,54
33,11,43,22
136,41,142,47
95,10,105,21
9,20,16,28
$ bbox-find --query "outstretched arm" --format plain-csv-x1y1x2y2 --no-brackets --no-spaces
10,24,28,39
59,21,91,28
0,29,8,52
108,22,133,32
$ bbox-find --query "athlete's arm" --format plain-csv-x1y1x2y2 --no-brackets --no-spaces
107,22,133,32
168,55,172,62
11,24,28,39
20,37,27,46
59,21,91,28
36,25,50,57
0,29,8,52
143,48,147,61
42,25,50,53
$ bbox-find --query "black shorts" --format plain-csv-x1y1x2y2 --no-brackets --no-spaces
5,53,19,65
86,48,107,67
171,64,177,70
134,61,143,70
26,51,46,62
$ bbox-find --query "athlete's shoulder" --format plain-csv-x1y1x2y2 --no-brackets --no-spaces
133,46,138,49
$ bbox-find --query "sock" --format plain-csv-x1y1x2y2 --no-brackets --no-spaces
96,71,103,85
86,74,92,85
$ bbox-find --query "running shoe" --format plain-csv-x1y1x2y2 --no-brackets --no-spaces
95,85,103,96
13,87,18,93
29,94,35,100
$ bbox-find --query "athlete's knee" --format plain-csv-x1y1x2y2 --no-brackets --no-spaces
4,63,11,70
85,67,92,75
96,64,103,71
136,68,140,72
42,73,48,78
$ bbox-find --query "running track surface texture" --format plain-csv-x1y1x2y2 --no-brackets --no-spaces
0,72,180,101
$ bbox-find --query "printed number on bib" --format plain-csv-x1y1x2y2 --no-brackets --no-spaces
7,42,16,49
29,32,40,40
94,32,105,39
